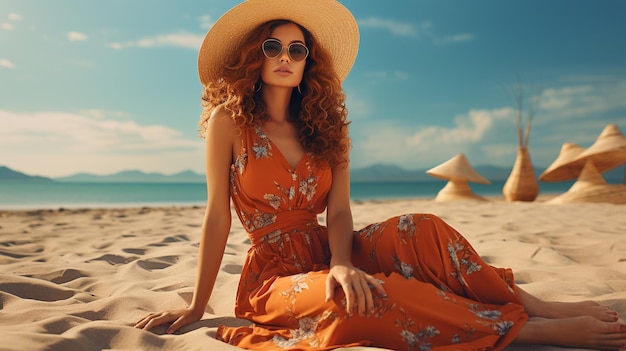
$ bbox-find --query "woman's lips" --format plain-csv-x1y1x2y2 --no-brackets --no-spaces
274,66,293,75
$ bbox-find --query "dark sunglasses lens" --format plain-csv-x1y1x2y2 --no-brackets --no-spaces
289,44,308,61
263,40,282,58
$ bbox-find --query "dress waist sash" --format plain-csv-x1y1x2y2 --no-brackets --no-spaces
248,210,319,246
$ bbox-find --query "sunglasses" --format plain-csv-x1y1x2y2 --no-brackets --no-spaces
262,39,309,62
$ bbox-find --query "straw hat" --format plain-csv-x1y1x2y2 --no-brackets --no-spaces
426,153,491,184
539,142,586,182
198,0,359,86
572,124,626,173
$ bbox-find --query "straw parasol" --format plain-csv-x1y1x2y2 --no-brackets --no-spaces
571,124,626,183
539,142,586,182
547,160,626,204
426,153,490,201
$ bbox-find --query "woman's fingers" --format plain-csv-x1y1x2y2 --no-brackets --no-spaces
134,313,156,329
327,265,386,316
341,282,355,313
365,274,386,297
167,315,191,334
325,274,337,302
358,275,373,316
134,312,179,331
345,270,376,316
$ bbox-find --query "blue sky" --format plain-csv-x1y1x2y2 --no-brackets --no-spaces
1,0,625,178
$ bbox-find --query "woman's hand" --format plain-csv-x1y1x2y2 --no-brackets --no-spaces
325,263,386,317
134,307,204,334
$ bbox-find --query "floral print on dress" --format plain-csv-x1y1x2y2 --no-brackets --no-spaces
275,181,296,202
252,127,273,159
393,255,415,279
396,214,417,244
241,210,277,232
299,175,318,201
264,193,284,210
272,316,320,348
396,307,440,351
468,304,514,336
234,150,248,175
397,214,430,244
447,238,482,287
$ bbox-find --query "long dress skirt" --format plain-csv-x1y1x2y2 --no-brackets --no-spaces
217,213,528,351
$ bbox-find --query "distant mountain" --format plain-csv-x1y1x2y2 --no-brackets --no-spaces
0,166,53,182
54,169,205,183
349,163,515,182
7,163,621,184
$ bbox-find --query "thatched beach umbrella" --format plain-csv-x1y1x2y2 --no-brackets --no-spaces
426,153,490,201
573,124,626,183
539,142,586,182
547,160,626,204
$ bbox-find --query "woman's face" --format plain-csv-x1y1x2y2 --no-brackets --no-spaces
260,23,307,90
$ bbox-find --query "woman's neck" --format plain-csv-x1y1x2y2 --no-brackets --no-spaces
262,86,293,122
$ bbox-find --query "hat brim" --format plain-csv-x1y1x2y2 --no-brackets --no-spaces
198,0,359,86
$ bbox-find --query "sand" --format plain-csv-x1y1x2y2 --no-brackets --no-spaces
1,198,625,351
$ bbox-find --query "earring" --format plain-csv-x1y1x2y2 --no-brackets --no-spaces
297,84,302,95
253,81,262,93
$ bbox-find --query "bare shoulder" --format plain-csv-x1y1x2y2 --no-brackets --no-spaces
205,104,237,138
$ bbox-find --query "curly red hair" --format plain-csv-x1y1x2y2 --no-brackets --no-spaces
198,20,351,169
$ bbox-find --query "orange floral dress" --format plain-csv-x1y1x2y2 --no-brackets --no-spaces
216,126,528,350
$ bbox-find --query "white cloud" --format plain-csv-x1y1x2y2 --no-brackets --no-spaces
0,110,198,151
344,91,371,120
2,13,22,31
537,81,626,122
68,31,88,42
8,13,23,21
442,33,475,43
0,59,15,68
358,17,421,38
539,85,592,110
109,31,204,50
406,108,513,149
358,17,475,47
0,109,203,177
199,15,214,30
353,108,514,169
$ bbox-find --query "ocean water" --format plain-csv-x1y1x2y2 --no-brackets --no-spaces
0,180,577,210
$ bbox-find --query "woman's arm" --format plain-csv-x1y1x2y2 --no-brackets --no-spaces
325,163,354,268
325,160,385,317
135,106,234,333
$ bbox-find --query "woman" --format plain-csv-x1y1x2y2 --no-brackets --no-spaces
135,0,626,350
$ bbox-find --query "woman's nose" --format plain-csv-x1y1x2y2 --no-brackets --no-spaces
279,47,290,62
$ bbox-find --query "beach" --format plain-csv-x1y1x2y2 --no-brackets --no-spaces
1,198,625,351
